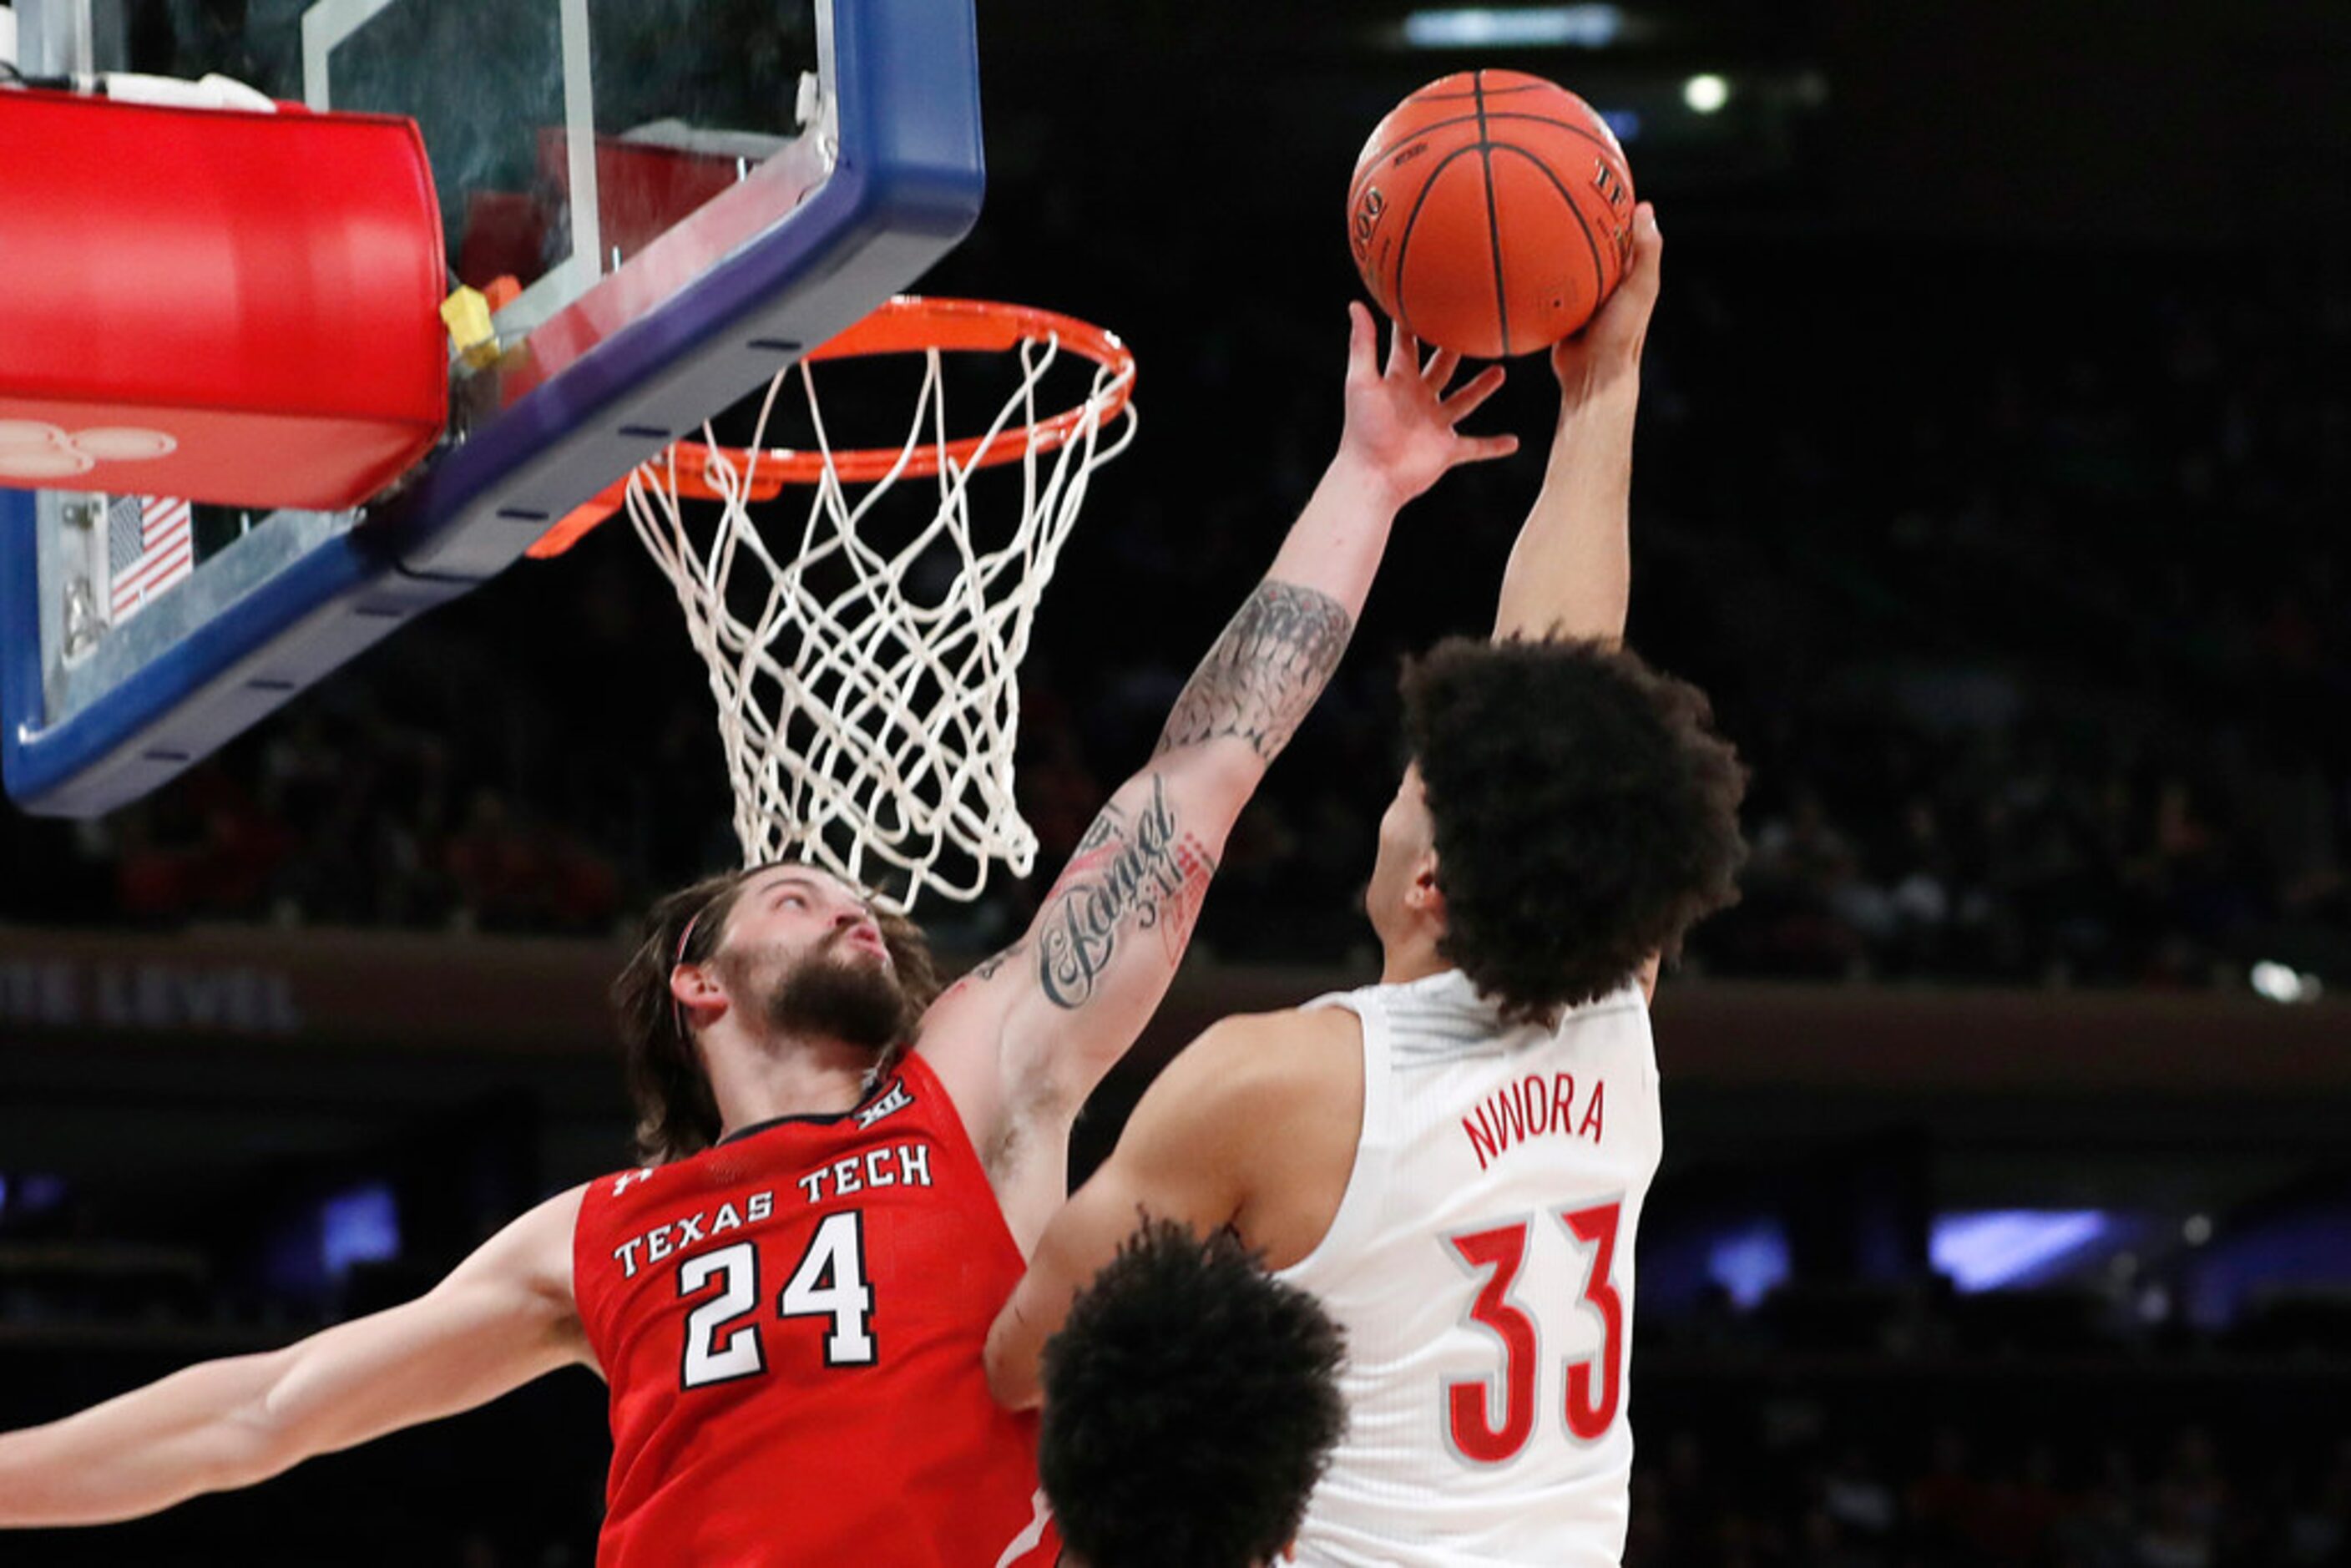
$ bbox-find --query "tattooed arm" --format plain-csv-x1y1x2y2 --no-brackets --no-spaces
1151,581,1354,762
919,305,1517,1252
1494,201,1661,645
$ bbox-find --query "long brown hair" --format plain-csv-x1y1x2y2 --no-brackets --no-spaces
610,867,943,1166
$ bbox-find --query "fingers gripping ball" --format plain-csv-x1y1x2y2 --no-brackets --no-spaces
1348,70,1636,359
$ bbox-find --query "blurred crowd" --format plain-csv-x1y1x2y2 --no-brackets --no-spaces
1625,1421,2351,1568
7,245,2346,994
1641,247,2351,990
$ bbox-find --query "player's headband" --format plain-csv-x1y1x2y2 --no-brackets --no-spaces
664,862,878,1040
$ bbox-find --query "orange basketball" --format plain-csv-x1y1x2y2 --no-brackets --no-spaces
1347,70,1636,359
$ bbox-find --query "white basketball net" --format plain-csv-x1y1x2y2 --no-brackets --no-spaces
624,328,1136,911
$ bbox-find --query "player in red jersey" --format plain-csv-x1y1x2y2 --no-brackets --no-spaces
0,309,1520,1564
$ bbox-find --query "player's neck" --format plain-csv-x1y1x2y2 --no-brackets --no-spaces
1378,925,1452,988
701,1024,885,1131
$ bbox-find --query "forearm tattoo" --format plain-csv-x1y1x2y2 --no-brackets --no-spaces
1153,580,1354,762
1036,776,1217,1010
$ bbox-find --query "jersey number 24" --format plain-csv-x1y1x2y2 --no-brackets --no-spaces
677,1211,877,1388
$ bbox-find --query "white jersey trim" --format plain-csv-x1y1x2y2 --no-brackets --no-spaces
1277,986,1393,1282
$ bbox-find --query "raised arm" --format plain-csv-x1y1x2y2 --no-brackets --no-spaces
0,1185,589,1529
922,306,1514,1245
1492,202,1662,645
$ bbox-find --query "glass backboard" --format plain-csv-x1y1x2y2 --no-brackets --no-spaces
2,0,983,816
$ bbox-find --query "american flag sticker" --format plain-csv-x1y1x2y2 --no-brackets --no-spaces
107,493,194,621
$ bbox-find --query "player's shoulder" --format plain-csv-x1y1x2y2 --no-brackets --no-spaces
570,1154,710,1235
445,1181,594,1319
516,1179,599,1252
1117,1007,1363,1191
1168,1005,1364,1101
574,1163,641,1204
480,1177,594,1237
1169,1009,1368,1270
1195,1004,1362,1052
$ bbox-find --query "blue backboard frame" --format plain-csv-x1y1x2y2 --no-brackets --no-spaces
3,0,983,817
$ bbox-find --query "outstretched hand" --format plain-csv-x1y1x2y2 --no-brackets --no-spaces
1550,200,1661,406
1338,302,1519,507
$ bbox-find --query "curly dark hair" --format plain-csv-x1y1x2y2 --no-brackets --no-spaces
1040,1218,1347,1568
1399,635,1747,1022
609,865,940,1166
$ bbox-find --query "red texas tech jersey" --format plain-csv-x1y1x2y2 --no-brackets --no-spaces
573,1052,1056,1566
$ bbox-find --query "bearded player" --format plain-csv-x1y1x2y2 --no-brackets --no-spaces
0,308,1529,1561
989,205,1748,1566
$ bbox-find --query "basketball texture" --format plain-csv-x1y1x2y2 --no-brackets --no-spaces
1347,70,1636,359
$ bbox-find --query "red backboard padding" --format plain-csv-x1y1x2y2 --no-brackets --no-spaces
0,89,447,511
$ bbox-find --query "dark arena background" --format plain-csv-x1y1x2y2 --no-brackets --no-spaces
5,1,2350,1563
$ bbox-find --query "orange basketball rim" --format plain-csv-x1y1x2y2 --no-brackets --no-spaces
528,296,1137,559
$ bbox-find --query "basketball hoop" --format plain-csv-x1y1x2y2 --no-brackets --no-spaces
555,296,1137,910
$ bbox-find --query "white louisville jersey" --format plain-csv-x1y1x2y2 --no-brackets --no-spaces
1277,968,1662,1568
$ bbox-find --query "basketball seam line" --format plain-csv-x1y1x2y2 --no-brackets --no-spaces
1389,144,1488,342
1408,85,1556,101
1475,72,1512,358
1358,112,1624,184
1490,142,1610,329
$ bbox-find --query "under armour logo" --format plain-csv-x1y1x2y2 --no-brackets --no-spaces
612,1169,655,1198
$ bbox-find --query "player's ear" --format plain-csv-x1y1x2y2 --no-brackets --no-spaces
670,959,728,1021
1407,849,1446,923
